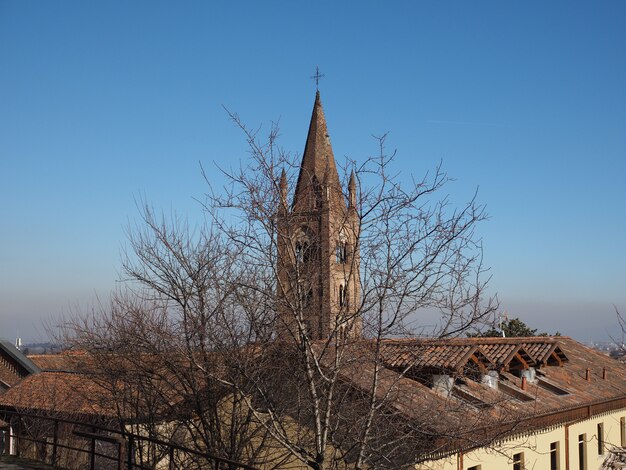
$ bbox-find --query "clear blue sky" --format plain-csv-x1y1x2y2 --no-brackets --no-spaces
1,1,624,342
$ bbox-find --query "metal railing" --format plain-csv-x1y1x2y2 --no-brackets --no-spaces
1,410,259,470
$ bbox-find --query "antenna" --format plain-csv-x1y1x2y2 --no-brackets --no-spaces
499,311,508,338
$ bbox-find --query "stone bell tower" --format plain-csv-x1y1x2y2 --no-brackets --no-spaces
276,91,361,341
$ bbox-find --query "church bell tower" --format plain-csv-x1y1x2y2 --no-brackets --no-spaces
276,91,361,341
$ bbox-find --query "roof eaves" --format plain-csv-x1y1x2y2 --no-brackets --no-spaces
0,338,41,375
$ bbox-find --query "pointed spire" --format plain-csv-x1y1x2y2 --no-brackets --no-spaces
348,170,356,208
293,91,342,208
348,170,356,189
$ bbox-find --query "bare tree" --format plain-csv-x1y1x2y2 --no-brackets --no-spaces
59,106,497,470
60,212,284,469
194,111,497,469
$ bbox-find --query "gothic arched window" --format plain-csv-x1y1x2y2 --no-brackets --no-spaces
336,242,347,264
295,241,308,263
295,227,312,264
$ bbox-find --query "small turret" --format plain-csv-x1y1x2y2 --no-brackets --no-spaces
279,168,288,211
348,170,357,208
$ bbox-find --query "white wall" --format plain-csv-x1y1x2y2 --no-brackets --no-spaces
416,408,626,470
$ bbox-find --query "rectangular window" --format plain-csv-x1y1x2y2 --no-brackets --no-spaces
578,434,586,470
513,452,524,470
467,466,481,470
597,422,604,455
550,441,559,470
621,417,626,447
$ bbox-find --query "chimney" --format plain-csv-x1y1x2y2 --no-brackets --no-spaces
586,368,591,382
15,337,22,351
432,374,454,397
481,371,499,389
521,368,537,384
602,367,607,380
521,376,527,391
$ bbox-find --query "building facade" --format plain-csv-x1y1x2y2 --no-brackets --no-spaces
419,407,626,470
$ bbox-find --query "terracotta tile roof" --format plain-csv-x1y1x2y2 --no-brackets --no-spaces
335,336,626,456
377,337,567,372
28,352,86,372
379,341,478,370
5,351,216,421
524,342,554,361
479,343,518,364
0,371,116,418
3,336,625,459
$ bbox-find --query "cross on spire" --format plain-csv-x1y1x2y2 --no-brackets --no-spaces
310,66,325,90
